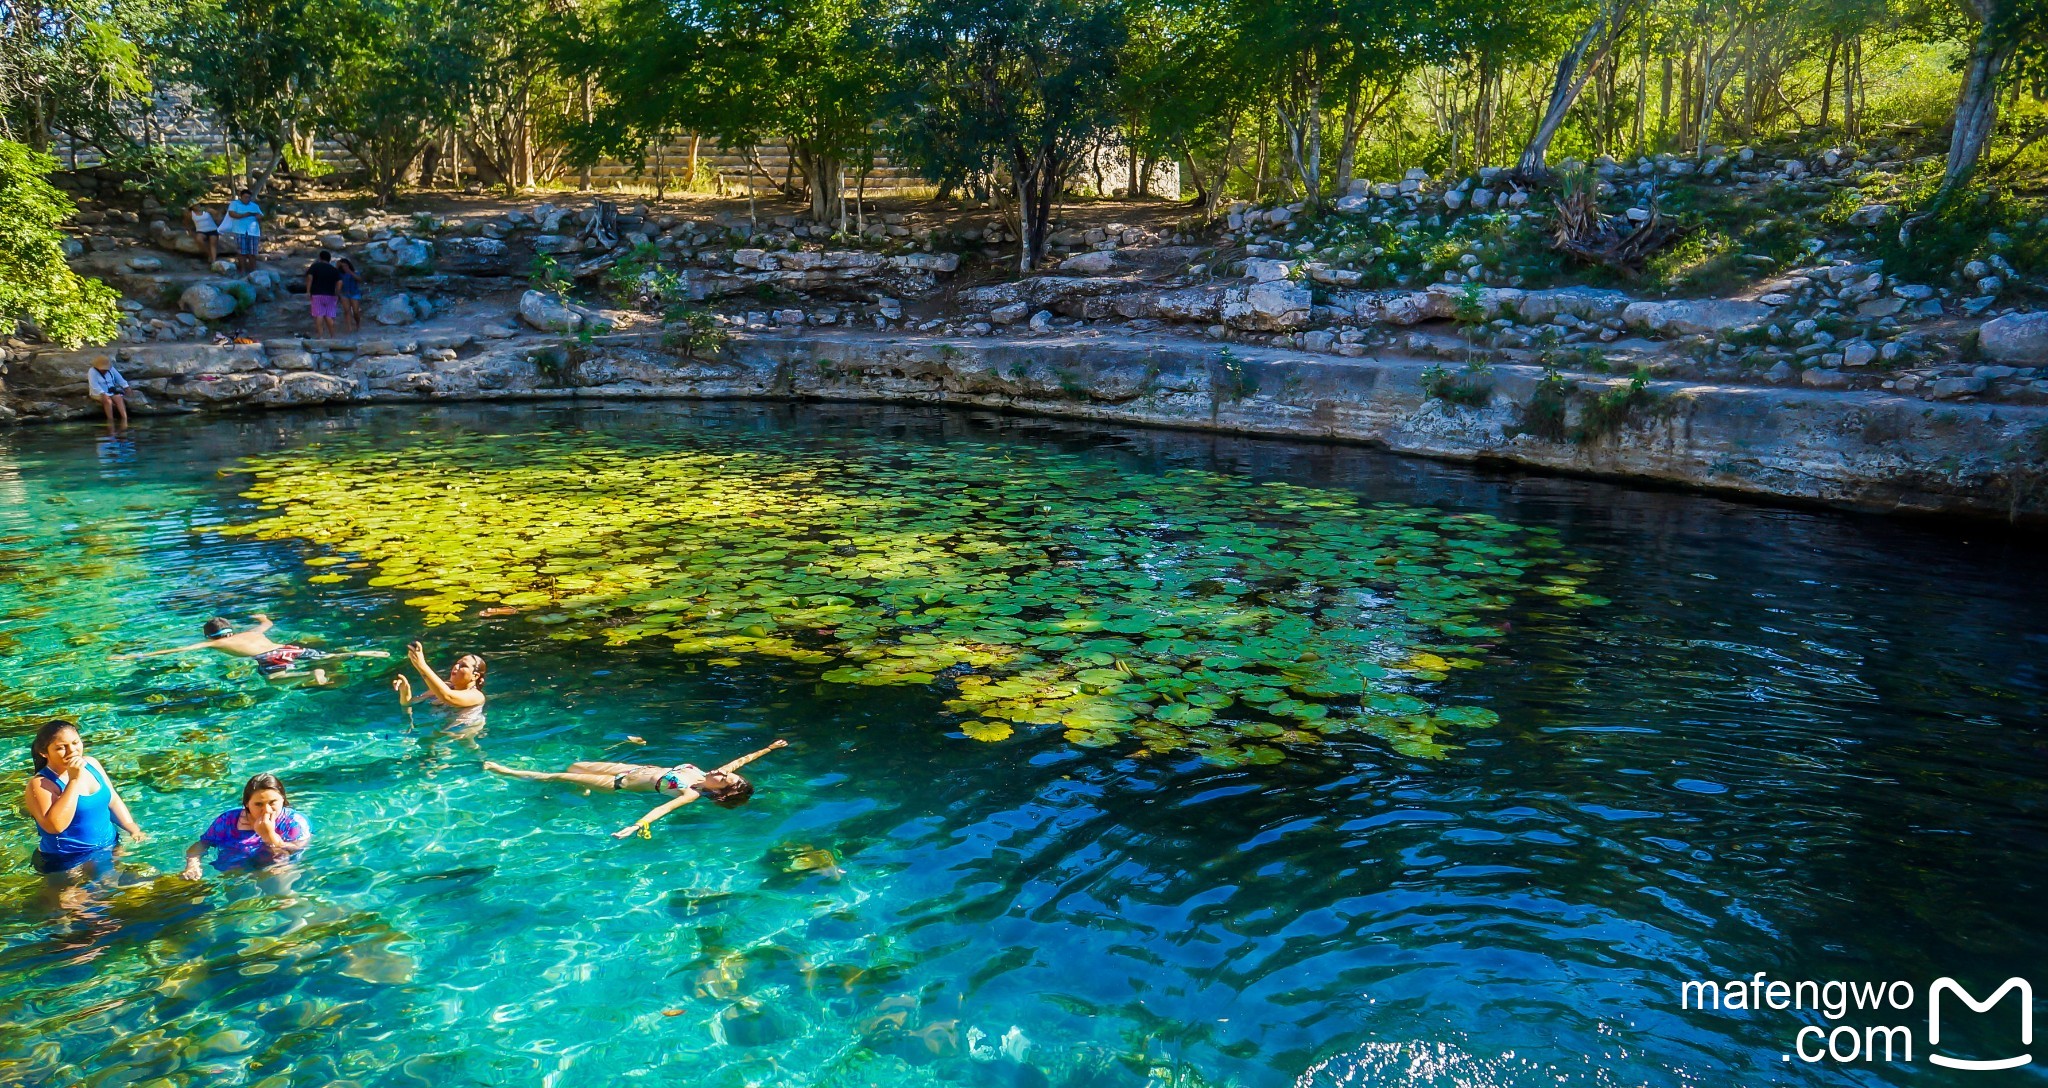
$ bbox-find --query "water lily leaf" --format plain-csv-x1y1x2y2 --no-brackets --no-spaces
225,426,1600,764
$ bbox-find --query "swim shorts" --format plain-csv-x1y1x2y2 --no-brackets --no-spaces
254,645,328,674
309,295,338,319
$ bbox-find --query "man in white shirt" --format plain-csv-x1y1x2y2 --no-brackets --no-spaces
87,357,131,427
224,188,264,273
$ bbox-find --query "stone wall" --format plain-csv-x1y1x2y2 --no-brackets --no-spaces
6,330,2044,524
54,88,1178,198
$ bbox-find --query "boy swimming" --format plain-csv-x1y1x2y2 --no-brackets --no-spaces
121,614,389,683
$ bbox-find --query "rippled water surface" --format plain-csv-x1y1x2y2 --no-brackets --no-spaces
2,404,2044,1088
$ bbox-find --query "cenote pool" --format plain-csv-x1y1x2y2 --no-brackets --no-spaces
2,403,2045,1088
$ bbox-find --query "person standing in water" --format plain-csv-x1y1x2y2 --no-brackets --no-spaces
392,642,486,711
121,614,388,683
484,739,787,838
183,773,311,879
22,720,148,876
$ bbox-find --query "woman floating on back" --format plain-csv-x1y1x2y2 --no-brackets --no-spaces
21,720,148,877
183,773,310,879
485,739,788,838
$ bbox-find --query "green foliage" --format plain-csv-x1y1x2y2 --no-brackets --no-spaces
528,254,572,294
0,141,119,348
661,304,729,359
1572,369,1662,443
108,144,221,211
1515,368,1575,443
1422,362,1494,407
1215,347,1257,400
222,427,1606,761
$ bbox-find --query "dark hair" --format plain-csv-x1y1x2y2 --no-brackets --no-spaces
316,250,332,262
456,654,486,686
30,719,78,773
336,258,355,271
204,617,233,638
699,772,754,808
242,773,287,807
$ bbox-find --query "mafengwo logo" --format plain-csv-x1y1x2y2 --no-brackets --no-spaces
1681,974,2033,1068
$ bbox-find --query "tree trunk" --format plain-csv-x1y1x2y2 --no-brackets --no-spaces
1819,38,1838,130
796,146,843,224
1253,106,1269,201
1632,31,1649,155
579,77,593,191
1520,8,1621,175
1659,54,1674,148
1911,17,2013,228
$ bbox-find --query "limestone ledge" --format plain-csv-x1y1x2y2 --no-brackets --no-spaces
6,329,2046,525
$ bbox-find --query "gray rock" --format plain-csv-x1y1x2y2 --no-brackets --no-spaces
1856,297,1905,318
1622,299,1771,336
990,302,1029,326
126,255,163,272
480,323,519,339
373,293,425,326
438,236,511,275
1060,251,1119,275
517,289,582,333
1242,257,1295,283
1028,310,1054,332
1927,376,1988,399
1979,313,2048,363
178,283,238,321
1802,368,1851,389
319,234,348,251
1841,341,1878,367
773,309,805,326
1893,284,1935,300
1224,282,1312,331
1846,204,1895,227
360,236,434,274
1764,360,1794,383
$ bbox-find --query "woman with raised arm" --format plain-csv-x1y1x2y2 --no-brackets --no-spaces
485,739,788,838
21,720,147,876
392,642,486,711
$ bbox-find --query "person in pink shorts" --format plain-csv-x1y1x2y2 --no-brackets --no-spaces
305,251,343,336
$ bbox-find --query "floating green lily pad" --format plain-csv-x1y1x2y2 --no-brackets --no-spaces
223,428,1600,760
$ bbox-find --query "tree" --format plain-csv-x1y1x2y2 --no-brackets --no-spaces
1519,0,1645,174
165,0,357,190
0,139,118,346
314,0,469,203
893,0,1125,270
1,0,156,153
1911,0,2048,220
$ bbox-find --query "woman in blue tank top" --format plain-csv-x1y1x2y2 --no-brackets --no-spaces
22,720,148,875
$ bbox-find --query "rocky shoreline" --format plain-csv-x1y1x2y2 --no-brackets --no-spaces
8,327,2045,526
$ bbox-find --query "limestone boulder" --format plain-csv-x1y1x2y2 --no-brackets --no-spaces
1622,299,1771,336
437,237,512,275
1979,312,2048,364
1223,282,1311,331
518,290,582,333
249,371,354,407
360,236,435,274
1242,257,1296,282
179,283,239,321
374,293,432,326
148,220,204,256
1060,251,1119,275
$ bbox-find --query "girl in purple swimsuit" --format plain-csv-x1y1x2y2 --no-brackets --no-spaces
183,773,310,878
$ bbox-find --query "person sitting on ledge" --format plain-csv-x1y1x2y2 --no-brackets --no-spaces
392,642,487,711
88,357,131,428
120,614,389,683
484,739,787,838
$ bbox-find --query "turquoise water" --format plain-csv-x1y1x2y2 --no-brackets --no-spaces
2,403,2045,1088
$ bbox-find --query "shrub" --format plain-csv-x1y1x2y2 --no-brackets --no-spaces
0,140,120,347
